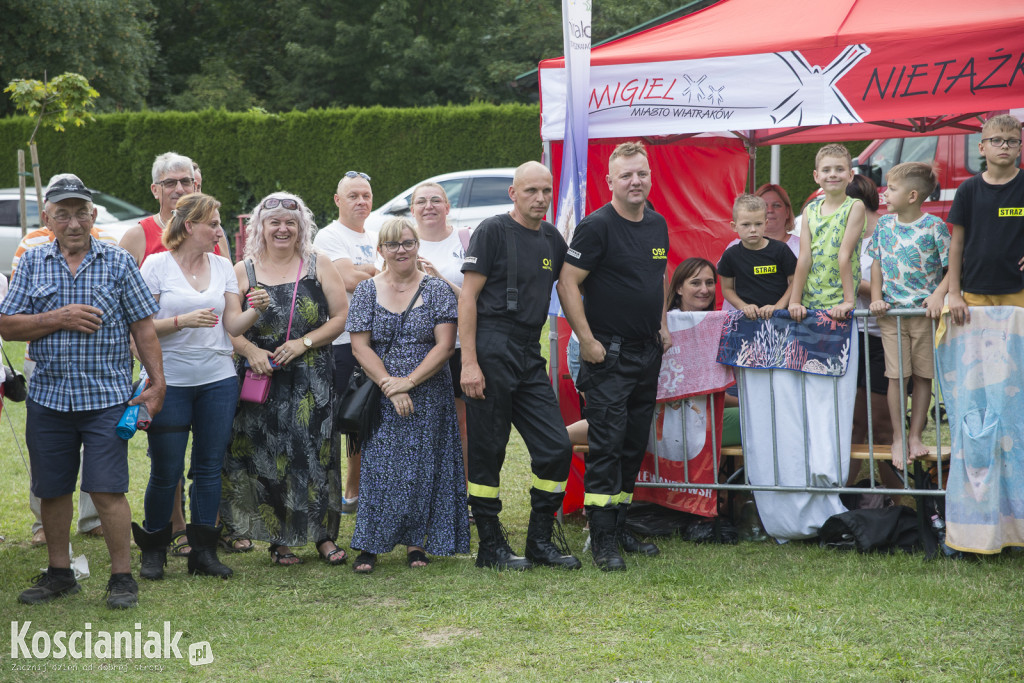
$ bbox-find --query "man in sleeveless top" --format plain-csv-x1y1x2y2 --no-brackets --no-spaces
119,152,229,266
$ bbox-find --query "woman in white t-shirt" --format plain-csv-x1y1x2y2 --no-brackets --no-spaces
132,193,268,581
410,182,469,479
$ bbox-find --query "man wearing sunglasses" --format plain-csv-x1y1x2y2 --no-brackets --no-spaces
119,152,228,266
313,170,378,514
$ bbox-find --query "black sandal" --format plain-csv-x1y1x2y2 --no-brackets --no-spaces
353,551,376,574
316,540,347,566
407,549,430,568
170,530,191,557
269,544,302,566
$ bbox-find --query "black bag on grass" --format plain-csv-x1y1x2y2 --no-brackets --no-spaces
819,505,936,556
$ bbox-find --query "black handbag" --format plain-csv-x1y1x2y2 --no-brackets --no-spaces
337,280,425,437
1,346,27,402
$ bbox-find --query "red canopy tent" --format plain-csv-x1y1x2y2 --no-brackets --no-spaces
538,0,1024,511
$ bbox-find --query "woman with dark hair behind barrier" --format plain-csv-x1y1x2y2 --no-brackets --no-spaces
221,192,350,567
132,192,265,580
845,175,903,492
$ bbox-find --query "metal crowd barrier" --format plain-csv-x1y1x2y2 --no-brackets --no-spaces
636,308,947,499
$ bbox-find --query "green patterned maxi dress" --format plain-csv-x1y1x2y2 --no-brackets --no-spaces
221,258,342,546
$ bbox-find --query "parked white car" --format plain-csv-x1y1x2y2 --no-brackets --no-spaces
364,168,515,233
0,188,150,276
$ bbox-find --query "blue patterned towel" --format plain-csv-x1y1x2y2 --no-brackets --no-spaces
716,310,853,377
936,306,1024,554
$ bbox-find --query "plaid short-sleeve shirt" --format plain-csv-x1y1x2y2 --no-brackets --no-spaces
0,238,158,411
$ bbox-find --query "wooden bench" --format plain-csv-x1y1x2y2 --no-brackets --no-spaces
573,443,948,462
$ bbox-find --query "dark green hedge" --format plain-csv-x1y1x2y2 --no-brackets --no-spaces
0,104,876,237
0,104,543,234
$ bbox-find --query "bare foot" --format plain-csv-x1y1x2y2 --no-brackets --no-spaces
890,442,906,470
908,437,930,463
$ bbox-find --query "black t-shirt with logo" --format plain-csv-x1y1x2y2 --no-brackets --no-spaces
717,238,797,307
948,170,1024,294
461,213,567,327
564,203,670,340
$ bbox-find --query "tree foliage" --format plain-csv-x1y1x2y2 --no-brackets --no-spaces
4,72,100,143
0,0,156,117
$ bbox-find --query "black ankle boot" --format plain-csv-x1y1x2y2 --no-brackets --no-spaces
525,510,582,570
474,515,533,571
617,504,660,556
131,522,171,581
589,507,626,572
186,524,233,579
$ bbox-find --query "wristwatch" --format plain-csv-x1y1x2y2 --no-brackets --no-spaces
302,336,313,348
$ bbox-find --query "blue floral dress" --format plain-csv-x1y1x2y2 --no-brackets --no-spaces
345,276,470,556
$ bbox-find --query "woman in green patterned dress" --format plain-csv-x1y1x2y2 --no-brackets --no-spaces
221,192,350,566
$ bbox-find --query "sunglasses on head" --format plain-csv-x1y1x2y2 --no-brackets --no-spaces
261,197,299,211
345,171,371,181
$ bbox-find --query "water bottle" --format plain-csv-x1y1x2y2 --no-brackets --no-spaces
116,380,148,440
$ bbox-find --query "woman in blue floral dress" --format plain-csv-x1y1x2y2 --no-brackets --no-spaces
346,218,469,572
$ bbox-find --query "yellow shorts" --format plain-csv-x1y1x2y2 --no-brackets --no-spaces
962,290,1024,307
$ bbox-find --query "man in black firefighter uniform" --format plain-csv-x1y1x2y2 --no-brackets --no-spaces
460,161,580,571
557,141,672,571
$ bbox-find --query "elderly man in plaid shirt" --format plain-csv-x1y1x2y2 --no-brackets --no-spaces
0,174,166,609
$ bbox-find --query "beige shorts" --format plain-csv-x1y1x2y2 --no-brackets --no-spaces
877,314,935,380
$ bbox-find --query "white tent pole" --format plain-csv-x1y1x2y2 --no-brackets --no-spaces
770,145,781,185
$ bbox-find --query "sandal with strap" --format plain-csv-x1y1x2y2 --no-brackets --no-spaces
269,544,302,566
170,530,191,557
218,531,254,554
407,549,430,568
316,540,347,566
353,551,376,574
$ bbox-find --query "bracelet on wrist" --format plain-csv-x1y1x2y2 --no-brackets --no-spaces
173,315,179,330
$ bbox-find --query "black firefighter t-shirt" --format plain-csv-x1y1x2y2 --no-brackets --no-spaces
461,213,567,327
565,203,669,340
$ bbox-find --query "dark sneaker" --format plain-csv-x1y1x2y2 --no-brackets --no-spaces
18,571,81,605
105,573,138,609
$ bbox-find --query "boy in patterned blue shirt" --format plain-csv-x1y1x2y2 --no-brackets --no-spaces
868,162,950,469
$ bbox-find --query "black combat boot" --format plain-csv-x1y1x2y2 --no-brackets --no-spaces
186,524,233,578
474,515,533,571
131,522,172,581
524,509,582,570
617,504,660,556
589,507,626,572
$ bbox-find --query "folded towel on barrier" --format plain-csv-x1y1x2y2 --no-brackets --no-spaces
658,310,734,401
717,309,853,376
636,394,723,518
936,306,1024,554
722,312,856,540
635,311,732,517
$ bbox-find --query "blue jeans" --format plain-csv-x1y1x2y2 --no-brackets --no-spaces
144,376,238,529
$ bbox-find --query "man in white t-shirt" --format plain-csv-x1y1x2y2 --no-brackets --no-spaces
312,171,378,513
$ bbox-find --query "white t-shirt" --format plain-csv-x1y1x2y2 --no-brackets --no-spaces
313,220,378,345
418,229,465,347
141,252,240,386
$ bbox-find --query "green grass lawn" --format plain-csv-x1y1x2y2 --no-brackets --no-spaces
1,339,1022,682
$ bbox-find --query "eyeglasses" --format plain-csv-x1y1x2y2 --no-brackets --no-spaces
345,171,371,182
981,137,1022,149
157,177,195,190
412,196,445,206
261,197,299,210
49,210,94,225
381,239,418,252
